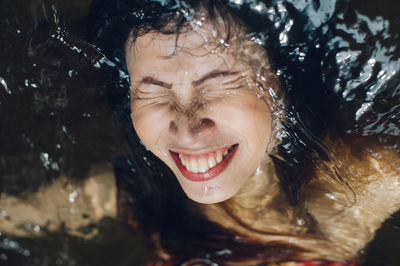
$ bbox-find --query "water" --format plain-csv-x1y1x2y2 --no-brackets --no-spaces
0,218,158,266
1,0,399,265
0,0,156,265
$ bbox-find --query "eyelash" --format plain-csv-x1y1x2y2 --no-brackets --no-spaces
132,80,248,102
201,82,246,93
133,86,170,100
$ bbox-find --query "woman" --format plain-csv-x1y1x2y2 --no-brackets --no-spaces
89,0,400,265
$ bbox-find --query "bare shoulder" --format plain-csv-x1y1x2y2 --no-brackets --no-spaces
324,136,400,202
306,136,400,258
0,163,117,238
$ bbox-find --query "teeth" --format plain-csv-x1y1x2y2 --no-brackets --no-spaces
189,158,199,173
208,156,216,169
178,147,232,173
198,158,209,173
216,152,223,163
179,154,186,166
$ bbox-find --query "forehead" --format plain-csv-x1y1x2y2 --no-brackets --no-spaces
134,30,211,57
125,30,241,81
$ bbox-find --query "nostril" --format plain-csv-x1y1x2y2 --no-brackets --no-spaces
191,118,215,135
200,118,215,128
169,121,178,133
169,117,215,136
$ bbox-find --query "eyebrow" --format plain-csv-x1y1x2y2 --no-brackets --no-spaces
138,76,172,89
193,70,240,87
137,70,240,89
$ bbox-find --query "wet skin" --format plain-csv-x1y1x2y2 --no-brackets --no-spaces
125,30,272,204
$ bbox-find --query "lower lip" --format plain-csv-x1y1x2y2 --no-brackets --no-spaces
170,144,239,182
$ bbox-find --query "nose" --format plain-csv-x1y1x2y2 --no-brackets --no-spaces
169,116,216,145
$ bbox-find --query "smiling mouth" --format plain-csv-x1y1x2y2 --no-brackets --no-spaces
170,144,239,182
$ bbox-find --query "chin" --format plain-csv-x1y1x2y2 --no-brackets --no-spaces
175,173,245,204
184,186,235,204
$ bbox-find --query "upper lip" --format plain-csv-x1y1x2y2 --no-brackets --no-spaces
169,143,239,182
169,145,234,156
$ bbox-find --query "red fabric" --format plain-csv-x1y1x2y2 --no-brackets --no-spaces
294,261,357,266
147,260,175,266
147,259,358,266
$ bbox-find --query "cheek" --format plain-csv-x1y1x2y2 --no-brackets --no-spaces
131,104,170,152
211,96,271,144
252,99,272,146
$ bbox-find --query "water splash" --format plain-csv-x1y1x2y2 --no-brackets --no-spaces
1,0,400,264
0,77,11,94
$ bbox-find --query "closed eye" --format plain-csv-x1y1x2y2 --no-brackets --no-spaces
199,75,247,93
132,85,171,100
139,76,172,89
222,75,246,86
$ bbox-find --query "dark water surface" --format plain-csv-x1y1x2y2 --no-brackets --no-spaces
0,0,157,265
0,218,158,266
0,0,400,265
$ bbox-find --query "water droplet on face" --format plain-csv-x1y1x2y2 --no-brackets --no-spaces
69,191,78,203
203,185,209,195
255,165,263,175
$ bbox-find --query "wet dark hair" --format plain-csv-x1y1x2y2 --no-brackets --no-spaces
88,0,333,200
87,0,338,262
87,0,400,262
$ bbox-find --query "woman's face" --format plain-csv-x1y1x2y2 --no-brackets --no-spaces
125,28,272,204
